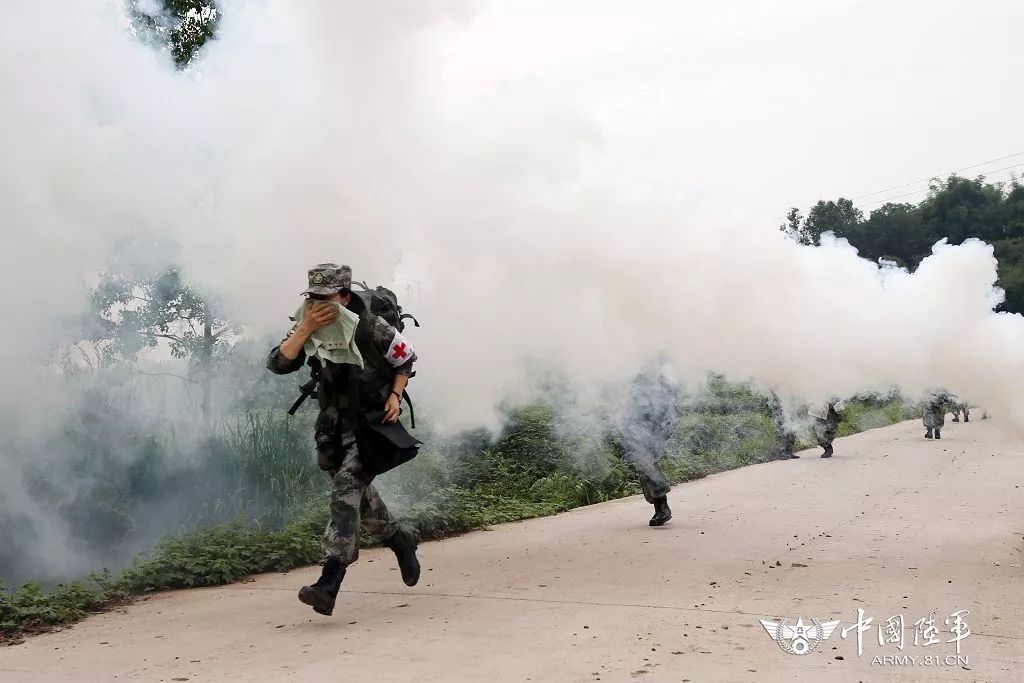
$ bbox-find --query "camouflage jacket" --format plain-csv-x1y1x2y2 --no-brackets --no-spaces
267,301,416,414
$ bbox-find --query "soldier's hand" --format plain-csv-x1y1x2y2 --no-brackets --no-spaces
301,301,338,331
383,393,401,423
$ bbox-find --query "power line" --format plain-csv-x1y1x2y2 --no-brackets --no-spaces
848,151,1024,201
775,152,1024,223
854,162,1024,211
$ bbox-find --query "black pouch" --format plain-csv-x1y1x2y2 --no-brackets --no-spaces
353,410,421,477
314,406,342,471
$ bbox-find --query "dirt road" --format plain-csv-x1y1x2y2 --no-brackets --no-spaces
2,417,1022,682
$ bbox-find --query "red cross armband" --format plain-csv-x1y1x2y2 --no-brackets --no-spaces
385,331,414,367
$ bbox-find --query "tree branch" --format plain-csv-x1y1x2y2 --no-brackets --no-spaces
139,331,186,343
135,370,200,385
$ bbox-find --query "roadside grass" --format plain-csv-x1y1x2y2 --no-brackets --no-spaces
1,389,920,642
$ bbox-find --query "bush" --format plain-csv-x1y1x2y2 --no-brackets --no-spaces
1,386,921,641
119,519,322,592
0,574,125,640
663,410,776,480
836,397,919,438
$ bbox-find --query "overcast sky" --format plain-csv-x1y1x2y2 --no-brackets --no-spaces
435,0,1024,229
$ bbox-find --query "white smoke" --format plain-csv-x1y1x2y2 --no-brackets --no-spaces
2,0,1024,442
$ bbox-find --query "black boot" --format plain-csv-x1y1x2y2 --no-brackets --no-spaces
384,526,421,587
821,444,833,458
298,557,346,616
649,497,672,526
964,415,969,423
952,416,960,422
925,429,933,439
935,429,941,440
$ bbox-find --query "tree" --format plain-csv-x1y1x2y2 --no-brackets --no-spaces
782,174,1024,314
800,198,863,246
918,175,1009,245
88,259,237,426
126,0,219,68
1005,182,1024,239
993,238,1024,313
779,208,805,244
860,202,928,267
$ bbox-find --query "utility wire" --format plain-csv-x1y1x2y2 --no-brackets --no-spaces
776,152,1024,223
854,162,1024,211
848,151,1024,201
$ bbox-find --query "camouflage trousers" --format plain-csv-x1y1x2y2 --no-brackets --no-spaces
633,457,671,504
323,429,398,565
923,406,945,430
813,419,838,448
776,427,796,458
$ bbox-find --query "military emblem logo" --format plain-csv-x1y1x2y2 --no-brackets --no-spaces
312,272,325,285
760,617,841,655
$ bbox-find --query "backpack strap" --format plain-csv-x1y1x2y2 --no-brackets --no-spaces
288,356,322,415
402,389,416,429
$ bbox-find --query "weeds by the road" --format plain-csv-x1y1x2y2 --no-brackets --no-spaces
1,387,920,642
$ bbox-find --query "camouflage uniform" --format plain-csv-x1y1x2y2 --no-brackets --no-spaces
923,394,946,438
768,392,797,460
950,400,970,423
267,265,417,566
621,370,676,507
812,402,844,458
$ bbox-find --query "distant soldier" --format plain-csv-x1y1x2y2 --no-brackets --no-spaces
923,392,948,439
620,368,679,526
950,398,970,423
768,391,797,460
809,400,845,458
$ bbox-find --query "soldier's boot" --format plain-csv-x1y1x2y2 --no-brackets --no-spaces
925,428,933,439
298,557,346,616
952,415,960,422
935,429,941,440
964,415,970,423
821,444,833,458
649,497,672,526
384,526,420,587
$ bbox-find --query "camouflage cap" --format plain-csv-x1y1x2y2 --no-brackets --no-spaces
302,263,353,296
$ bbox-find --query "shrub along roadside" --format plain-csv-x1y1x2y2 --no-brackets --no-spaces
1,394,919,642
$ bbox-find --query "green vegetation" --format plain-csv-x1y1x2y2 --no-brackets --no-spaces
1,386,920,641
782,175,1024,313
126,1,219,68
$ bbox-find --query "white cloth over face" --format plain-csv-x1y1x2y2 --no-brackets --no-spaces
292,300,364,368
809,401,845,420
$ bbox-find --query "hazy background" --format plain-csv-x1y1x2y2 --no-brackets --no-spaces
1,0,1022,583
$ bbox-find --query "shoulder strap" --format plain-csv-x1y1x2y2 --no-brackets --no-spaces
354,313,387,372
287,356,323,415
402,389,416,429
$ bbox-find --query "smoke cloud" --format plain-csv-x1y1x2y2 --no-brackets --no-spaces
2,1,1024,579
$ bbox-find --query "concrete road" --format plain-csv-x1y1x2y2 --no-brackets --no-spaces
2,416,1022,682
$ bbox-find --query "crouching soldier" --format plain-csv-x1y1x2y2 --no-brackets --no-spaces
267,264,421,616
810,400,845,458
769,391,798,460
